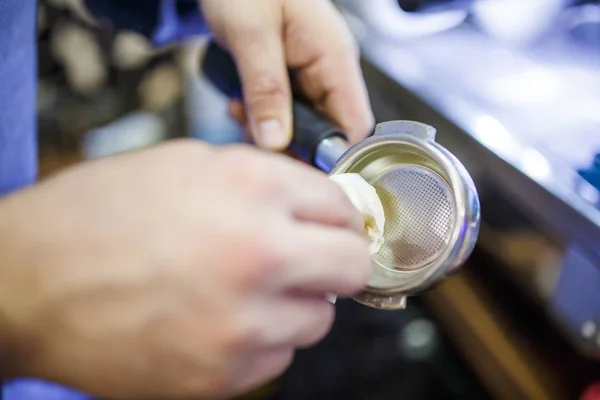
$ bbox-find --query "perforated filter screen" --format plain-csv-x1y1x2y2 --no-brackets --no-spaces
372,165,456,271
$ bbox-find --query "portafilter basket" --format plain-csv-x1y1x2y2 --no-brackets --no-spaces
201,41,480,310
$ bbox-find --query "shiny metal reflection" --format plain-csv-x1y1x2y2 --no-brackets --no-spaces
316,120,480,310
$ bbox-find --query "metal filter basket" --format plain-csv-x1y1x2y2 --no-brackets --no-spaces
318,121,480,309
202,42,481,310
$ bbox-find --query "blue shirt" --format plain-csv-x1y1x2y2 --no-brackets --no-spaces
0,0,208,196
0,0,207,398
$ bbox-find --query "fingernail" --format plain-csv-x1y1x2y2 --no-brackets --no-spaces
258,119,287,150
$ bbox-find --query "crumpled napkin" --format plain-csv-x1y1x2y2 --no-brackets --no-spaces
330,173,386,254
326,173,386,304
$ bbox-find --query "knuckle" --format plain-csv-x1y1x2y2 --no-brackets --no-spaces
220,320,259,355
232,233,286,290
245,76,289,107
245,163,285,203
230,148,268,182
319,0,360,58
329,23,360,60
213,306,262,357
251,242,286,279
252,173,284,205
247,162,279,192
224,14,273,40
225,148,284,200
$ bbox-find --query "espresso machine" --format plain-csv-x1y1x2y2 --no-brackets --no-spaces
333,0,600,398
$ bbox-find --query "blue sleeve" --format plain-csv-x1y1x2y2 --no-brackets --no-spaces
3,379,92,400
84,0,211,45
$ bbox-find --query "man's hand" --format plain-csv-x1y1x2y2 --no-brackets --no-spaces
0,140,371,399
200,0,374,150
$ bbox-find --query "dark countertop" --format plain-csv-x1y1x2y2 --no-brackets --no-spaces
336,3,600,394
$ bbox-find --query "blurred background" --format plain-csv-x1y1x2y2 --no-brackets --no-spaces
38,0,600,399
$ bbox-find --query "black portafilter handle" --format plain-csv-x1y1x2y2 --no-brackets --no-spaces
200,41,348,166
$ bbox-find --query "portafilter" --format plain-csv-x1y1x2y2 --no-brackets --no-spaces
201,41,480,310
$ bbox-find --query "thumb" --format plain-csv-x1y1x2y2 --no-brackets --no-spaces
225,10,292,151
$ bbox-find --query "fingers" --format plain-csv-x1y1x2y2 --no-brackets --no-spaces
284,0,375,144
230,294,336,395
289,180,365,234
281,294,335,349
206,0,373,149
220,1,293,151
228,101,325,164
221,146,364,232
244,293,335,349
234,348,294,394
265,153,365,233
274,224,372,296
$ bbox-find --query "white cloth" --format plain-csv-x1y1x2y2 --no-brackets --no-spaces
326,173,386,304
330,173,386,254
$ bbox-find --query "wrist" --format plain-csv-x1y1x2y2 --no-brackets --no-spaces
0,192,44,379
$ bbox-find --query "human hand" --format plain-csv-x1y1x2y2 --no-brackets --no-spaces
199,0,374,150
0,140,371,399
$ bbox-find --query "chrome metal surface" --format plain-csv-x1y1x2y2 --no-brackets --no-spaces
375,120,436,141
337,0,600,350
352,291,407,310
373,165,455,271
339,6,600,261
328,121,480,309
315,136,350,172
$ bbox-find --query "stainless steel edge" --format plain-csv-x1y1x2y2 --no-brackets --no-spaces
357,53,600,264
